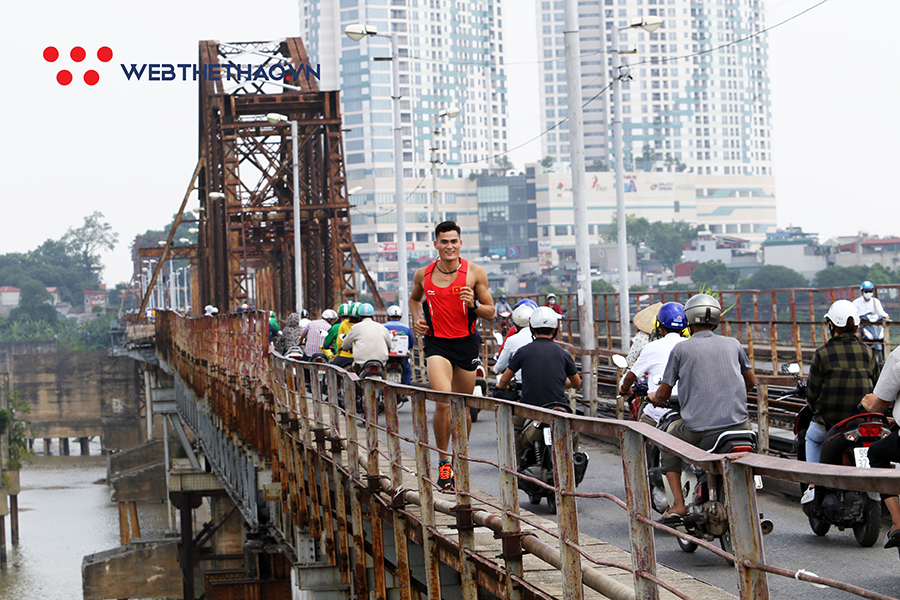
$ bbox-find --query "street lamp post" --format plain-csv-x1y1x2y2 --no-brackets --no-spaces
266,112,303,314
430,106,460,229
346,24,409,326
611,16,663,351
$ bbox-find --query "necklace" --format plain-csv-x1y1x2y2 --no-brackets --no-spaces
435,259,460,275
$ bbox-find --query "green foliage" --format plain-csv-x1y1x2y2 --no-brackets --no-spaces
495,156,514,173
690,261,739,290
9,280,57,323
812,264,899,288
585,159,607,172
0,313,114,351
738,265,808,290
591,279,615,293
629,284,648,292
540,155,555,169
636,145,657,172
606,215,699,269
0,389,33,470
539,284,566,296
662,281,692,291
62,211,119,279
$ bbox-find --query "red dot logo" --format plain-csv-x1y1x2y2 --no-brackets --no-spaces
45,46,111,86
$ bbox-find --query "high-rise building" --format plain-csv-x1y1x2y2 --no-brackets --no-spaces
536,0,776,240
300,0,510,291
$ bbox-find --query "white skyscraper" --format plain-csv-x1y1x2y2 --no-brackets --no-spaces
300,1,510,291
536,0,776,239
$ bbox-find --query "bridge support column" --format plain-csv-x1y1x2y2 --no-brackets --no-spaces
79,437,90,455
60,437,70,456
43,438,52,455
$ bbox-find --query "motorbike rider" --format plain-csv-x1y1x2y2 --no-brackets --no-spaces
496,307,581,464
383,305,415,385
492,303,536,384
619,302,689,425
545,293,563,316
274,312,302,355
298,309,339,360
804,299,880,467
861,343,900,549
340,303,392,373
652,293,756,523
495,295,513,315
497,298,539,356
853,281,890,322
330,302,361,370
323,303,351,359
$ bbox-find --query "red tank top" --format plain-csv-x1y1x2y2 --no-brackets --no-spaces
423,259,477,339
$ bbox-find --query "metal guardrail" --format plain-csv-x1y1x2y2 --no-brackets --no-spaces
156,311,900,600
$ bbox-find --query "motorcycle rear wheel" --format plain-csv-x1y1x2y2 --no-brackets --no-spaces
677,536,698,553
808,514,830,537
853,497,881,547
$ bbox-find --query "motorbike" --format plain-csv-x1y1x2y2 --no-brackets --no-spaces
859,312,888,363
384,354,409,409
355,359,386,415
517,401,589,514
611,354,649,421
496,310,513,337
470,358,488,422
795,404,891,547
647,409,772,558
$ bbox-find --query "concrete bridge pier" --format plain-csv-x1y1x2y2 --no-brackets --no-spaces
60,437,69,456
79,437,90,455
43,438,51,455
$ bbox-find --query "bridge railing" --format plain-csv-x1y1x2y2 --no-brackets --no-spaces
157,311,900,600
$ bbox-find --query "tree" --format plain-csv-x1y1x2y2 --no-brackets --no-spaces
495,155,514,173
690,261,738,290
585,159,607,172
636,144,657,172
630,284,648,292
540,155,555,169
62,211,119,281
592,279,615,293
739,265,808,290
0,389,33,470
813,264,899,288
606,215,699,269
9,280,57,323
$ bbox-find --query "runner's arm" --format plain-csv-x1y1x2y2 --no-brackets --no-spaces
408,267,429,337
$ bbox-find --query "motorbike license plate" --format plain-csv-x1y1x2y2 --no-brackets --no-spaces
543,427,552,445
854,447,871,468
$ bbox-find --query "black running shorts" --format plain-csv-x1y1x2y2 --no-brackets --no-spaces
423,334,480,372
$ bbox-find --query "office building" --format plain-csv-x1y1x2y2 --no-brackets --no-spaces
300,0,510,290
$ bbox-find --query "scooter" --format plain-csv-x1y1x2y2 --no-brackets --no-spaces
859,312,888,363
516,401,589,515
795,405,891,547
470,358,488,422
356,359,386,415
647,409,772,559
384,354,409,409
496,310,513,337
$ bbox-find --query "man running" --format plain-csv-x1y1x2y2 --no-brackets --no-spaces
409,221,494,493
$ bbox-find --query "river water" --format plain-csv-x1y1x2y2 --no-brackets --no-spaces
0,443,168,600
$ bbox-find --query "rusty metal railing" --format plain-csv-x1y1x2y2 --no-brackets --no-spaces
157,311,900,600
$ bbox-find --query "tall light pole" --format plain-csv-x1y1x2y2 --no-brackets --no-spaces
266,112,303,314
611,16,663,351
346,24,409,326
430,106,460,229
562,0,595,402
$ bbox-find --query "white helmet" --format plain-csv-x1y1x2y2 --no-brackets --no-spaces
322,309,338,320
824,299,859,328
512,304,534,328
387,305,403,318
529,306,560,330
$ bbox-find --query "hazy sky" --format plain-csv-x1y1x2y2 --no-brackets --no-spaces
0,0,896,287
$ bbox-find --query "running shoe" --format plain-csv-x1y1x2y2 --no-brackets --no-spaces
437,461,456,493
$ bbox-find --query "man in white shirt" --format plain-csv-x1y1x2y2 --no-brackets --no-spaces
853,281,890,320
619,302,688,424
493,304,535,383
341,303,393,371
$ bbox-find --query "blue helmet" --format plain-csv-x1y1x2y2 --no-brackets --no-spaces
656,302,687,331
861,280,874,292
359,303,375,317
515,298,538,310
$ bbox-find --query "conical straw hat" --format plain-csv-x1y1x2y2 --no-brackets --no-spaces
633,302,663,334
